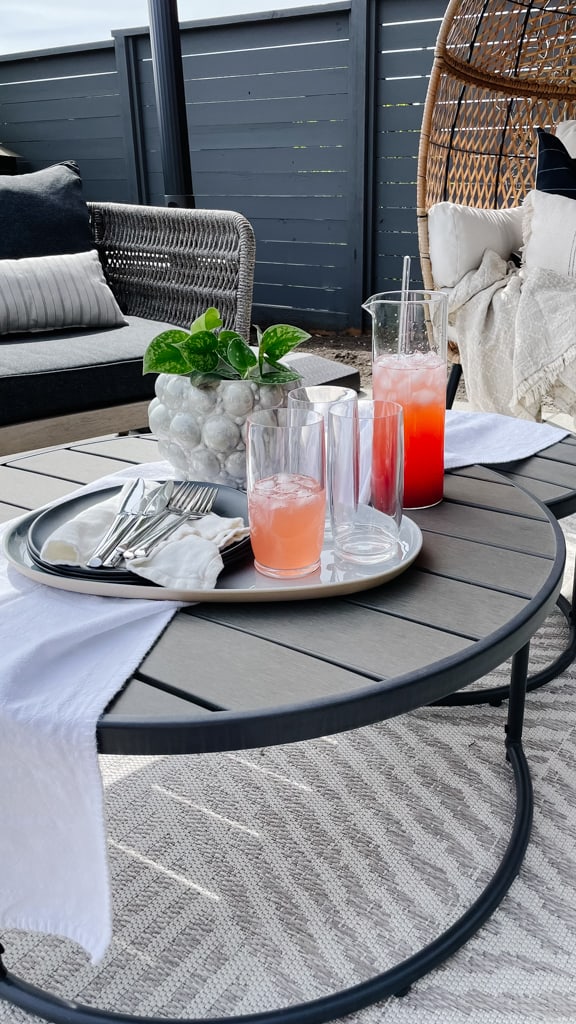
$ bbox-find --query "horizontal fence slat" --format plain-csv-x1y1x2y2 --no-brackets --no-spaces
17,139,129,161
379,20,444,51
376,156,419,182
186,170,349,197
244,217,349,245
379,49,436,79
178,11,350,53
7,117,125,142
377,77,431,105
257,240,350,268
0,72,119,102
141,41,351,81
0,94,121,123
181,94,349,128
375,207,419,233
255,261,348,289
251,303,349,331
154,146,351,175
140,68,349,105
253,283,348,312
0,48,115,80
145,120,349,150
377,129,422,158
377,103,426,131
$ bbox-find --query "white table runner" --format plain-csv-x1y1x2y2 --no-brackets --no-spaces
0,462,182,963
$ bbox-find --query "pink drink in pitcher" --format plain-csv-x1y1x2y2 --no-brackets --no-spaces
372,351,445,508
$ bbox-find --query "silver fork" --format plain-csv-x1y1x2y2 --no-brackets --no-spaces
103,481,204,567
115,484,218,563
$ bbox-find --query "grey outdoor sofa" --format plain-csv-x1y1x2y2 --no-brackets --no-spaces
0,201,257,454
0,198,359,456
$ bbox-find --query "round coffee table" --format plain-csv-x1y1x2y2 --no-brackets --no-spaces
0,451,565,1024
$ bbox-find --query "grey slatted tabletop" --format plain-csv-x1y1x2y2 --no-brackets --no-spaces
0,432,566,756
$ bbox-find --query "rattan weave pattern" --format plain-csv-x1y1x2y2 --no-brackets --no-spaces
88,203,256,338
417,0,576,293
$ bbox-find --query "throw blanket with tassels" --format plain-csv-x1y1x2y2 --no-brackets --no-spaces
447,249,576,421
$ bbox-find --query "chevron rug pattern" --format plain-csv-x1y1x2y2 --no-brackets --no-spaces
2,517,576,1024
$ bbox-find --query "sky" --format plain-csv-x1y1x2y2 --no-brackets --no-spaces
1,0,329,55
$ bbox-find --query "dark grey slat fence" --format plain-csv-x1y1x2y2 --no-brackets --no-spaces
0,0,447,330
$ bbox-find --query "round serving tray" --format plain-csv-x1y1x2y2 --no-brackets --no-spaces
4,506,423,603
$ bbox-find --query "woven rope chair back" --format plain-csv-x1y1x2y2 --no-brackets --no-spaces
417,0,576,291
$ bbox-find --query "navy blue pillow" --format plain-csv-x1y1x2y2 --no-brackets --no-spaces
0,160,93,260
535,127,576,199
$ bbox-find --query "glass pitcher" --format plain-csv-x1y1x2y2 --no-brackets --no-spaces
362,290,448,508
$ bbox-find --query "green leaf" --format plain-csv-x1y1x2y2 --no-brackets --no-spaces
188,307,222,335
256,367,302,384
175,331,220,373
143,330,192,374
216,330,245,361
188,369,233,386
259,324,311,362
227,337,258,375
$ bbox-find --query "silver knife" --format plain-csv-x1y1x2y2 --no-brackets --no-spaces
103,480,176,567
87,478,148,568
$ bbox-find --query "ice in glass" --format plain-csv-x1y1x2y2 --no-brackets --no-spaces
372,351,445,508
246,408,325,578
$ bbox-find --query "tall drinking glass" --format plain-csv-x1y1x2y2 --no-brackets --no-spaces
288,385,358,528
328,399,403,564
246,408,325,578
364,290,448,509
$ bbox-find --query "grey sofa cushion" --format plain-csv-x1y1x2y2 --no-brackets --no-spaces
0,161,93,260
0,316,175,425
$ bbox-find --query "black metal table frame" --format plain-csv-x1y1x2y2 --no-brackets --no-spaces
0,500,565,1024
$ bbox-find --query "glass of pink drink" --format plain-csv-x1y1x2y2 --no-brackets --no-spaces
364,290,448,509
246,408,325,578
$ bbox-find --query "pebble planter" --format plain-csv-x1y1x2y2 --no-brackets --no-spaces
149,374,287,489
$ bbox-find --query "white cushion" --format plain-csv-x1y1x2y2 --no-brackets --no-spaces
522,189,576,277
0,249,127,335
428,202,524,288
555,120,576,157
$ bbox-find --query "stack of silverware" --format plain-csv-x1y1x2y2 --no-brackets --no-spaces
87,479,218,569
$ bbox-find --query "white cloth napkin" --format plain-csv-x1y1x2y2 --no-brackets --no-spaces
0,462,186,964
40,490,249,590
444,410,570,469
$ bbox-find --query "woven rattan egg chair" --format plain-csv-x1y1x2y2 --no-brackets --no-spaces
417,0,576,699
417,0,576,405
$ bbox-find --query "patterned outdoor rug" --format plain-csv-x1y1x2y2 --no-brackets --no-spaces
3,519,576,1024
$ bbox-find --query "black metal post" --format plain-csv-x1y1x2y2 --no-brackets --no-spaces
148,0,195,207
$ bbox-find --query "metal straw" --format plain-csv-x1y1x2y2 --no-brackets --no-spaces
399,255,411,355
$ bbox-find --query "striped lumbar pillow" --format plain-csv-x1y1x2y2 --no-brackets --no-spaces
0,249,127,334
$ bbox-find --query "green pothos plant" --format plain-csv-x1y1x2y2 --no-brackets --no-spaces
143,307,311,387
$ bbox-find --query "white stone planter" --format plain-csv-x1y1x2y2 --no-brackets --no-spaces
148,374,286,489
